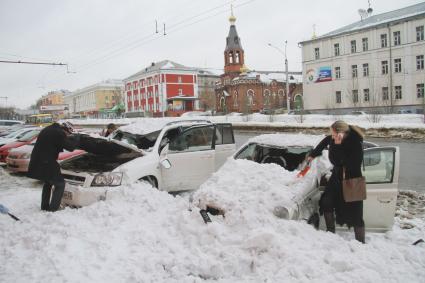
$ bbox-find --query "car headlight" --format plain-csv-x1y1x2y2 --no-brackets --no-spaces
273,206,299,220
91,172,123,187
20,153,31,159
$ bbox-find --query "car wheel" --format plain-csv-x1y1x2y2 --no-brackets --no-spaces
139,176,158,188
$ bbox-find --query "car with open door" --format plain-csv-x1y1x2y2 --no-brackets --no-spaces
193,134,400,232
60,119,236,207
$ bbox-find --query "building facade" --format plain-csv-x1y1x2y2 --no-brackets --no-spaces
38,90,70,119
124,60,218,117
64,79,123,118
215,11,302,113
300,2,425,114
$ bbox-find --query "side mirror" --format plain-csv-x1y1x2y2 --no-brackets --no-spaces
160,159,171,169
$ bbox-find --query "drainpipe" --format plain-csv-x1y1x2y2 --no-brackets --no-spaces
388,24,394,113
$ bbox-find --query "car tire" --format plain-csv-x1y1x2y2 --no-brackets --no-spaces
139,176,158,188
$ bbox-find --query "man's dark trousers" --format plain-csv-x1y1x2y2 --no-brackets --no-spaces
41,178,65,212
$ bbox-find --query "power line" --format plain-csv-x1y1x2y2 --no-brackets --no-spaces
0,60,66,66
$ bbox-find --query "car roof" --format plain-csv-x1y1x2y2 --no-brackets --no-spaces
247,133,324,148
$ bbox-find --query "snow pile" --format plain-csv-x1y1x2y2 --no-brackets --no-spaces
1,166,425,282
248,133,324,147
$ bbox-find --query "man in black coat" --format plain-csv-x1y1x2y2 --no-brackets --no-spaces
27,122,78,212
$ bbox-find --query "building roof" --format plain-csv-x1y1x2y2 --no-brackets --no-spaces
300,2,425,44
69,79,123,96
225,24,243,51
125,60,193,80
233,71,302,84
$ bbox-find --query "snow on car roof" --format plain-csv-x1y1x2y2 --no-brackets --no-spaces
247,133,325,148
118,118,212,135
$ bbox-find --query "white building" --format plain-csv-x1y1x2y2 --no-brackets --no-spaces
64,79,123,117
300,2,425,114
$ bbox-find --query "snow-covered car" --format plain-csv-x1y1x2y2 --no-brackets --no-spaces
60,120,236,207
194,133,400,232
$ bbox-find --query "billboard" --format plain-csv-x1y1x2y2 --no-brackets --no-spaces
306,67,332,84
40,104,69,111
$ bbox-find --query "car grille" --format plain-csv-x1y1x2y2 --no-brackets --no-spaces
63,174,86,184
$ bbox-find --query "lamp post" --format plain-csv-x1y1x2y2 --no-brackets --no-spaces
268,42,290,112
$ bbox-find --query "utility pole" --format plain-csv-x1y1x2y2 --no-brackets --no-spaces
285,41,290,113
268,42,291,113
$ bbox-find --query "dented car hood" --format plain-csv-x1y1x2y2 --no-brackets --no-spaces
78,134,143,156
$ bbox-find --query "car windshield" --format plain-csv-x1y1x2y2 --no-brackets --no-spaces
18,130,40,142
235,143,312,172
112,130,160,150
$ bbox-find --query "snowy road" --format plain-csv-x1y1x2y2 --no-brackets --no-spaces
0,166,424,282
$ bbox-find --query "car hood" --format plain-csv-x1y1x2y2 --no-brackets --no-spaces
78,134,143,156
9,144,33,156
0,141,26,151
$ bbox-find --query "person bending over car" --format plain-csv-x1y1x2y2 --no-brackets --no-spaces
27,122,79,212
307,120,366,243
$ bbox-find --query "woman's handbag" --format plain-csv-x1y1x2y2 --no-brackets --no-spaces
342,168,367,202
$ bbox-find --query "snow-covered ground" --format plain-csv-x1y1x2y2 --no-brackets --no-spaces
1,163,424,282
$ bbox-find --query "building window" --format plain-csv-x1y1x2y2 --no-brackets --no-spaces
381,34,387,48
382,87,389,100
417,55,424,70
178,76,182,83
362,38,368,51
247,89,255,105
417,26,424,41
233,91,238,107
178,89,183,95
314,48,320,60
395,86,402,99
393,31,401,46
363,89,370,102
335,66,341,79
352,90,359,103
417,84,425,98
351,65,358,78
351,40,356,53
334,43,340,56
336,91,342,103
382,60,388,74
394,58,402,73
363,63,369,77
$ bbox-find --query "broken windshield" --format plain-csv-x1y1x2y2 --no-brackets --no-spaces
112,130,160,151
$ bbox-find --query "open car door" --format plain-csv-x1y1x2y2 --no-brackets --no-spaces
161,125,215,192
362,146,400,231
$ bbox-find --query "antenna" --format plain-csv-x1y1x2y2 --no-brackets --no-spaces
367,0,373,14
163,23,166,36
155,20,158,33
358,9,367,20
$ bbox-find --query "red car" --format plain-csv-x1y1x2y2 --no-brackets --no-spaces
6,142,85,173
0,129,41,163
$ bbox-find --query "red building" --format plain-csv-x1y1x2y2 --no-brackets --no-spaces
124,60,217,117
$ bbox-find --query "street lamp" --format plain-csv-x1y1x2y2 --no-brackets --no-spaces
268,42,290,112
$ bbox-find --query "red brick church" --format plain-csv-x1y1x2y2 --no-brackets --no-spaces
215,11,303,113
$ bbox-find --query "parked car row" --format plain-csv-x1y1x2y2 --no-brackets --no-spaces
1,119,400,232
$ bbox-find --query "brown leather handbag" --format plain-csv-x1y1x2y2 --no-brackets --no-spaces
342,168,367,202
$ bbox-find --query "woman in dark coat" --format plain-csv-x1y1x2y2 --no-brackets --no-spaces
27,122,78,212
308,120,365,243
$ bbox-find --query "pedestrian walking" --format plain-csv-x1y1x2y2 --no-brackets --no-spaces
308,120,366,243
27,122,78,212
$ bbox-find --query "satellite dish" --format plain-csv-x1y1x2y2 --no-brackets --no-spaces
367,7,373,14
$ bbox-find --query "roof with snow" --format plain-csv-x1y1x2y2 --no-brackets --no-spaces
125,60,219,80
300,2,425,44
232,71,302,84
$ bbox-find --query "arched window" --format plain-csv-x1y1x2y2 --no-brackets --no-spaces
229,52,233,64
233,91,238,107
263,89,271,107
235,52,240,63
278,89,284,96
220,96,226,110
247,89,255,106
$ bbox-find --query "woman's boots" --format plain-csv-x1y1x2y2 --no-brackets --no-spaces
354,226,365,244
324,212,335,233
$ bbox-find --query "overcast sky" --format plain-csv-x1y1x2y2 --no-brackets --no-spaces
0,0,422,109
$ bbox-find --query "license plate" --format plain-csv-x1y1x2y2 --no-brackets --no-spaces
63,191,73,200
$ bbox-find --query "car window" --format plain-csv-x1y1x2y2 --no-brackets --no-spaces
215,124,234,145
18,130,40,142
362,148,395,184
234,143,257,161
168,125,214,153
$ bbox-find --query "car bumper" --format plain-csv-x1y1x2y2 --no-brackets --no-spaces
62,183,108,207
6,158,29,173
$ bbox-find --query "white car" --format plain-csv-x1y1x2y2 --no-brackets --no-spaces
0,127,39,147
60,120,236,207
193,134,400,232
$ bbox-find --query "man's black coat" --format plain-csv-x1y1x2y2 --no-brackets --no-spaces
27,123,77,182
